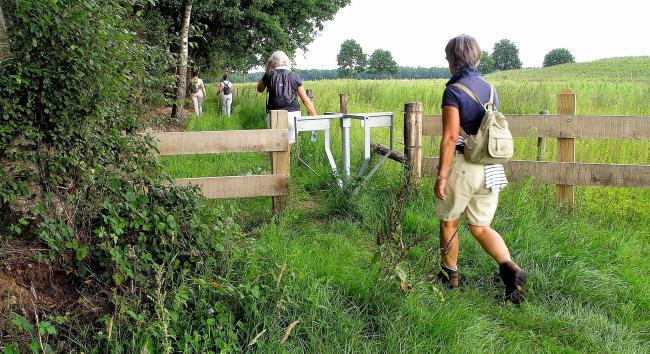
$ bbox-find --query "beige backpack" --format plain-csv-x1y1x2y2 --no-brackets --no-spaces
452,83,514,165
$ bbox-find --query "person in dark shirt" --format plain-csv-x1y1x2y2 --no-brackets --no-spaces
256,50,316,144
435,34,527,304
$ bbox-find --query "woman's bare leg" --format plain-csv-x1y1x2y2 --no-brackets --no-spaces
439,219,460,269
468,225,511,264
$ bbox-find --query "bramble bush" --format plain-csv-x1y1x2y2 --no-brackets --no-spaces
0,0,241,350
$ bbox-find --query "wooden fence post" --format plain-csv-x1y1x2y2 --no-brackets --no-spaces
404,102,423,186
339,93,348,114
270,110,290,213
537,110,549,161
556,89,576,208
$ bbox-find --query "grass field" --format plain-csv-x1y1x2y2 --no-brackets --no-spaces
156,65,650,353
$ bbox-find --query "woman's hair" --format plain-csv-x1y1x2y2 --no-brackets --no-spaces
192,69,199,77
267,50,292,69
445,34,481,70
223,73,228,80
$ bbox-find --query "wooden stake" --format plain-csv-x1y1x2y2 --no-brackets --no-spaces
556,89,576,208
339,94,348,114
271,110,290,213
404,102,423,186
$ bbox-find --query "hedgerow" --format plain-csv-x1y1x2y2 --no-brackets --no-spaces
0,1,237,350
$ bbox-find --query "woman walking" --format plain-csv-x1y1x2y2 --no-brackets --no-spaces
435,34,527,304
219,73,234,117
256,50,316,145
189,70,207,117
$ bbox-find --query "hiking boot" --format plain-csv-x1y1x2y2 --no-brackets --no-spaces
499,261,528,304
436,264,459,289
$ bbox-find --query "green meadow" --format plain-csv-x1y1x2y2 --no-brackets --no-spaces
155,60,650,353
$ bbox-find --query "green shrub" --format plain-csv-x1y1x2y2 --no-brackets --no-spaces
0,1,227,350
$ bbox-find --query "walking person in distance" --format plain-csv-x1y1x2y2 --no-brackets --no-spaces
219,74,234,117
435,34,528,304
256,50,316,145
189,70,207,117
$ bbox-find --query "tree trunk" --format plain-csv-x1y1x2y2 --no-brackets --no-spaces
171,0,193,120
0,4,10,61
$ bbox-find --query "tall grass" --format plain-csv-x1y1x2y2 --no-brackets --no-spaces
146,75,650,353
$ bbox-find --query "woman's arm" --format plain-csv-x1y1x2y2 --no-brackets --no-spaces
297,85,316,116
435,106,461,200
257,63,273,93
256,79,265,93
202,80,207,97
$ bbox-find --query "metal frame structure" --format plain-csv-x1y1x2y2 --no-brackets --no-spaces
293,114,343,180
293,112,395,187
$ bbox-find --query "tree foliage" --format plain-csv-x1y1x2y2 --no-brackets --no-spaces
367,49,398,78
491,39,522,71
543,48,575,67
336,39,367,78
150,0,351,73
478,50,495,75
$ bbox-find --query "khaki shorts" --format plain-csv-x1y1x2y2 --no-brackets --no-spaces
435,154,499,226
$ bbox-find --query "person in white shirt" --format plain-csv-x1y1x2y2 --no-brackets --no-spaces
218,74,234,117
189,70,207,117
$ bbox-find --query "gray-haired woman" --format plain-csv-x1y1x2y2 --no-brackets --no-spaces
256,50,316,144
435,34,527,304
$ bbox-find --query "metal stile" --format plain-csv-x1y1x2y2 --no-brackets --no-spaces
293,112,395,189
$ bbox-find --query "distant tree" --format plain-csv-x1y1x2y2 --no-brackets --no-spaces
491,39,522,71
336,39,367,78
367,49,398,78
478,50,495,74
543,48,575,67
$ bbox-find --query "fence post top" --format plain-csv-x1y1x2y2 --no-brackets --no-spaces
559,88,575,95
404,102,423,112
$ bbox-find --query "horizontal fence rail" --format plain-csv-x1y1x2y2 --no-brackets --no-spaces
423,158,650,188
154,129,289,155
403,89,650,209
173,175,289,198
152,110,291,212
423,114,650,140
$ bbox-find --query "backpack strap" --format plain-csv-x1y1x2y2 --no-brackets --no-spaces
486,85,496,111
452,82,485,107
452,82,496,111
450,82,495,140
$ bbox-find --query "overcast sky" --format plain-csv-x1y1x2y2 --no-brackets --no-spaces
293,0,649,69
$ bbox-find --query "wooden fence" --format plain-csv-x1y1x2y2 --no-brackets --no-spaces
153,110,291,213
404,89,650,208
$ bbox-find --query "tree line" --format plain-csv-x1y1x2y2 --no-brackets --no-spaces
236,66,450,82
298,38,579,80
479,39,575,74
